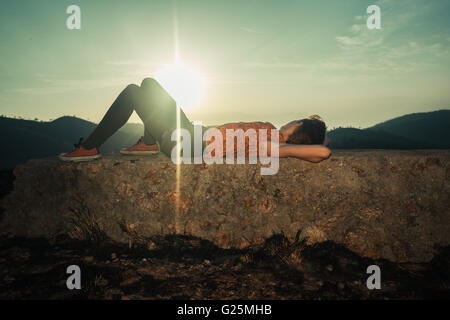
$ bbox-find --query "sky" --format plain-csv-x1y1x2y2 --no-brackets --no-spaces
0,0,449,129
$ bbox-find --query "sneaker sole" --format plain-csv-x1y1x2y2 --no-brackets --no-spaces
59,154,102,162
120,150,159,155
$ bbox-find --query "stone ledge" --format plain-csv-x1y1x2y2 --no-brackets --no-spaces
1,150,449,263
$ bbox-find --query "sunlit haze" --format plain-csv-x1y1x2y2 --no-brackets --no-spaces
155,61,206,110
0,0,449,129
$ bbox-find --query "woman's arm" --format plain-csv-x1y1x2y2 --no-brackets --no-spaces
279,143,331,163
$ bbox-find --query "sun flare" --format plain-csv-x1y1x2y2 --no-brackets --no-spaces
155,62,206,109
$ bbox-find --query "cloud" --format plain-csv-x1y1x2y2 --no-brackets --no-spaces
240,0,448,78
4,74,136,95
332,0,449,73
3,59,175,96
350,24,363,33
105,60,166,68
242,61,305,69
335,36,362,46
239,27,262,34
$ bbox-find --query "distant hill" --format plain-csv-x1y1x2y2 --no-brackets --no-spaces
0,116,143,170
327,127,435,149
328,110,449,149
369,110,450,149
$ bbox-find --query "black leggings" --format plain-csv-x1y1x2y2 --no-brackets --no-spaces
82,78,196,156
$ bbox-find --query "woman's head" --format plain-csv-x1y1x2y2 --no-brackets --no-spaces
281,115,326,145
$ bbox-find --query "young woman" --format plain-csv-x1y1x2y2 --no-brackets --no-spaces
60,78,331,163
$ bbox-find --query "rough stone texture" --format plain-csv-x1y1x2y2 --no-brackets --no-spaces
1,150,449,263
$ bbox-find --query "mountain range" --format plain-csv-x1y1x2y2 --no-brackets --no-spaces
327,110,450,149
0,116,143,170
0,109,449,169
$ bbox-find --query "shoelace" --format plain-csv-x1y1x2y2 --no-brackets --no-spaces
74,137,84,149
135,136,144,146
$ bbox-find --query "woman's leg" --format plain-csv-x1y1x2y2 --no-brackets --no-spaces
133,78,195,156
82,83,158,150
82,77,195,156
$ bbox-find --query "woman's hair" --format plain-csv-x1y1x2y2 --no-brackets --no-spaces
286,115,326,145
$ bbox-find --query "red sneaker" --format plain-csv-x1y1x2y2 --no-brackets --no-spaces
120,138,159,155
59,138,101,162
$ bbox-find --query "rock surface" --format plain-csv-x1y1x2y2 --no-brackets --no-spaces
1,150,449,263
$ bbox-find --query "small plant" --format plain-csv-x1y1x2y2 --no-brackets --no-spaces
68,195,108,243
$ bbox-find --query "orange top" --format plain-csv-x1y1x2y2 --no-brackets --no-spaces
205,121,284,157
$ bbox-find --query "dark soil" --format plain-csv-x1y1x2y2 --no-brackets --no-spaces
0,169,449,300
0,234,448,300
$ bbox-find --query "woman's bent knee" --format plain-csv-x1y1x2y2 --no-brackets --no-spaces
141,77,158,89
127,83,139,89
141,78,158,87
123,83,140,96
125,83,139,92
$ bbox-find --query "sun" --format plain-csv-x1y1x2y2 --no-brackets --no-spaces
155,62,206,109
